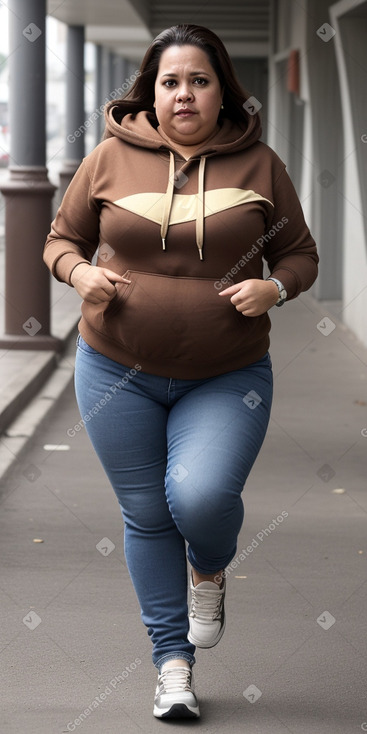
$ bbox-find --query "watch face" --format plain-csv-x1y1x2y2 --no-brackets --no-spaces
268,278,287,304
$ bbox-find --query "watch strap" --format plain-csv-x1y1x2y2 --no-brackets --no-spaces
267,277,287,306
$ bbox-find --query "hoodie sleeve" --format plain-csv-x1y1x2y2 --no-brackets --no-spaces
43,160,100,285
263,167,318,300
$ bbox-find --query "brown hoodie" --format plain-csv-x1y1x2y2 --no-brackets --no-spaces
43,106,318,379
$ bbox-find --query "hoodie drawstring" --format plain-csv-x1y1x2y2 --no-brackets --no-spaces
160,152,175,252
196,156,206,261
160,151,206,261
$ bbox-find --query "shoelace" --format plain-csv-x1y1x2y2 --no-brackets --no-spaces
159,667,192,693
190,586,223,622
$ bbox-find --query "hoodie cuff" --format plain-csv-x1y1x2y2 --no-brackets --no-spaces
269,268,299,301
52,253,91,285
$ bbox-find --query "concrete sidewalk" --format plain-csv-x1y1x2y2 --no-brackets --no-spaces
0,293,367,734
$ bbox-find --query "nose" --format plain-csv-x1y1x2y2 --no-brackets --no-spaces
176,83,194,102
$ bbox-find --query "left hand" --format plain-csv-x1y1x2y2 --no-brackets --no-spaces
218,278,280,317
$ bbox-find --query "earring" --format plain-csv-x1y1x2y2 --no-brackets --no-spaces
220,103,224,109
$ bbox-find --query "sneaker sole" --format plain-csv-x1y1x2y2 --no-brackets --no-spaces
187,616,226,648
153,703,200,719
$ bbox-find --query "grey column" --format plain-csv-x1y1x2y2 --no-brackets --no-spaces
97,48,115,141
95,44,103,145
101,49,115,102
127,60,137,79
94,51,129,148
107,51,115,99
117,56,128,93
111,52,119,94
0,0,60,350
306,0,343,300
58,25,85,200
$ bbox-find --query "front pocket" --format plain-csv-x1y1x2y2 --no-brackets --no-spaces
76,334,103,356
101,270,257,364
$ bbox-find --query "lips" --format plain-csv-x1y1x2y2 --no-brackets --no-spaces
175,109,196,117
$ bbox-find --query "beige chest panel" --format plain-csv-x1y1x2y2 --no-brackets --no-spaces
113,188,273,225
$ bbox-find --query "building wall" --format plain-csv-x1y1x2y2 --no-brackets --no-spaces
232,57,269,142
269,0,367,348
330,2,367,346
268,1,313,204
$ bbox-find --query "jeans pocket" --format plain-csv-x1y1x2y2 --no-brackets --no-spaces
259,351,272,368
76,334,102,356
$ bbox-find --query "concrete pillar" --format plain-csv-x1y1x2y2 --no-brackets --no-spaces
95,50,130,147
330,0,367,344
111,52,119,94
306,0,344,300
107,51,115,98
117,57,129,93
232,58,268,142
111,56,129,103
58,25,85,199
100,47,114,102
95,44,103,145
127,60,137,79
0,0,60,350
96,48,115,141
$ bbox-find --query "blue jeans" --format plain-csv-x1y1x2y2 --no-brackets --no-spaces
74,335,273,670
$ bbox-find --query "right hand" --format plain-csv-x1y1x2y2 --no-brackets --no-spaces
70,263,131,304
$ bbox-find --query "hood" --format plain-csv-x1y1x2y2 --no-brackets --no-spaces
104,104,262,155
104,104,262,260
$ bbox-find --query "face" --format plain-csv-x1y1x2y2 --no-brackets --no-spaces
154,44,223,146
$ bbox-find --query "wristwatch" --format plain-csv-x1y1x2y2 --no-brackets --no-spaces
267,277,287,307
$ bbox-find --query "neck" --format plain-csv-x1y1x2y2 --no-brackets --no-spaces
157,125,220,159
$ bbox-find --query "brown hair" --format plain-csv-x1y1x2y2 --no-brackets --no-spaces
103,24,258,136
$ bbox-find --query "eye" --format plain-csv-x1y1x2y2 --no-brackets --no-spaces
193,78,208,85
163,79,177,87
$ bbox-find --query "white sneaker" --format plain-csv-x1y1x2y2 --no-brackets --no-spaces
153,666,200,719
188,574,226,648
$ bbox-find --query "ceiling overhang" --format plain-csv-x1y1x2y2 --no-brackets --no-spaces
47,0,270,61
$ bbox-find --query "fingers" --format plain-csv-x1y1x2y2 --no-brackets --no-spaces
102,268,131,284
218,283,242,296
218,279,264,316
72,264,133,303
90,269,130,299
231,295,248,310
98,270,131,297
83,295,105,304
85,283,117,302
218,281,248,311
95,278,117,300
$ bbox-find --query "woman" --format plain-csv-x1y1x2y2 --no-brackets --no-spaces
44,24,318,719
